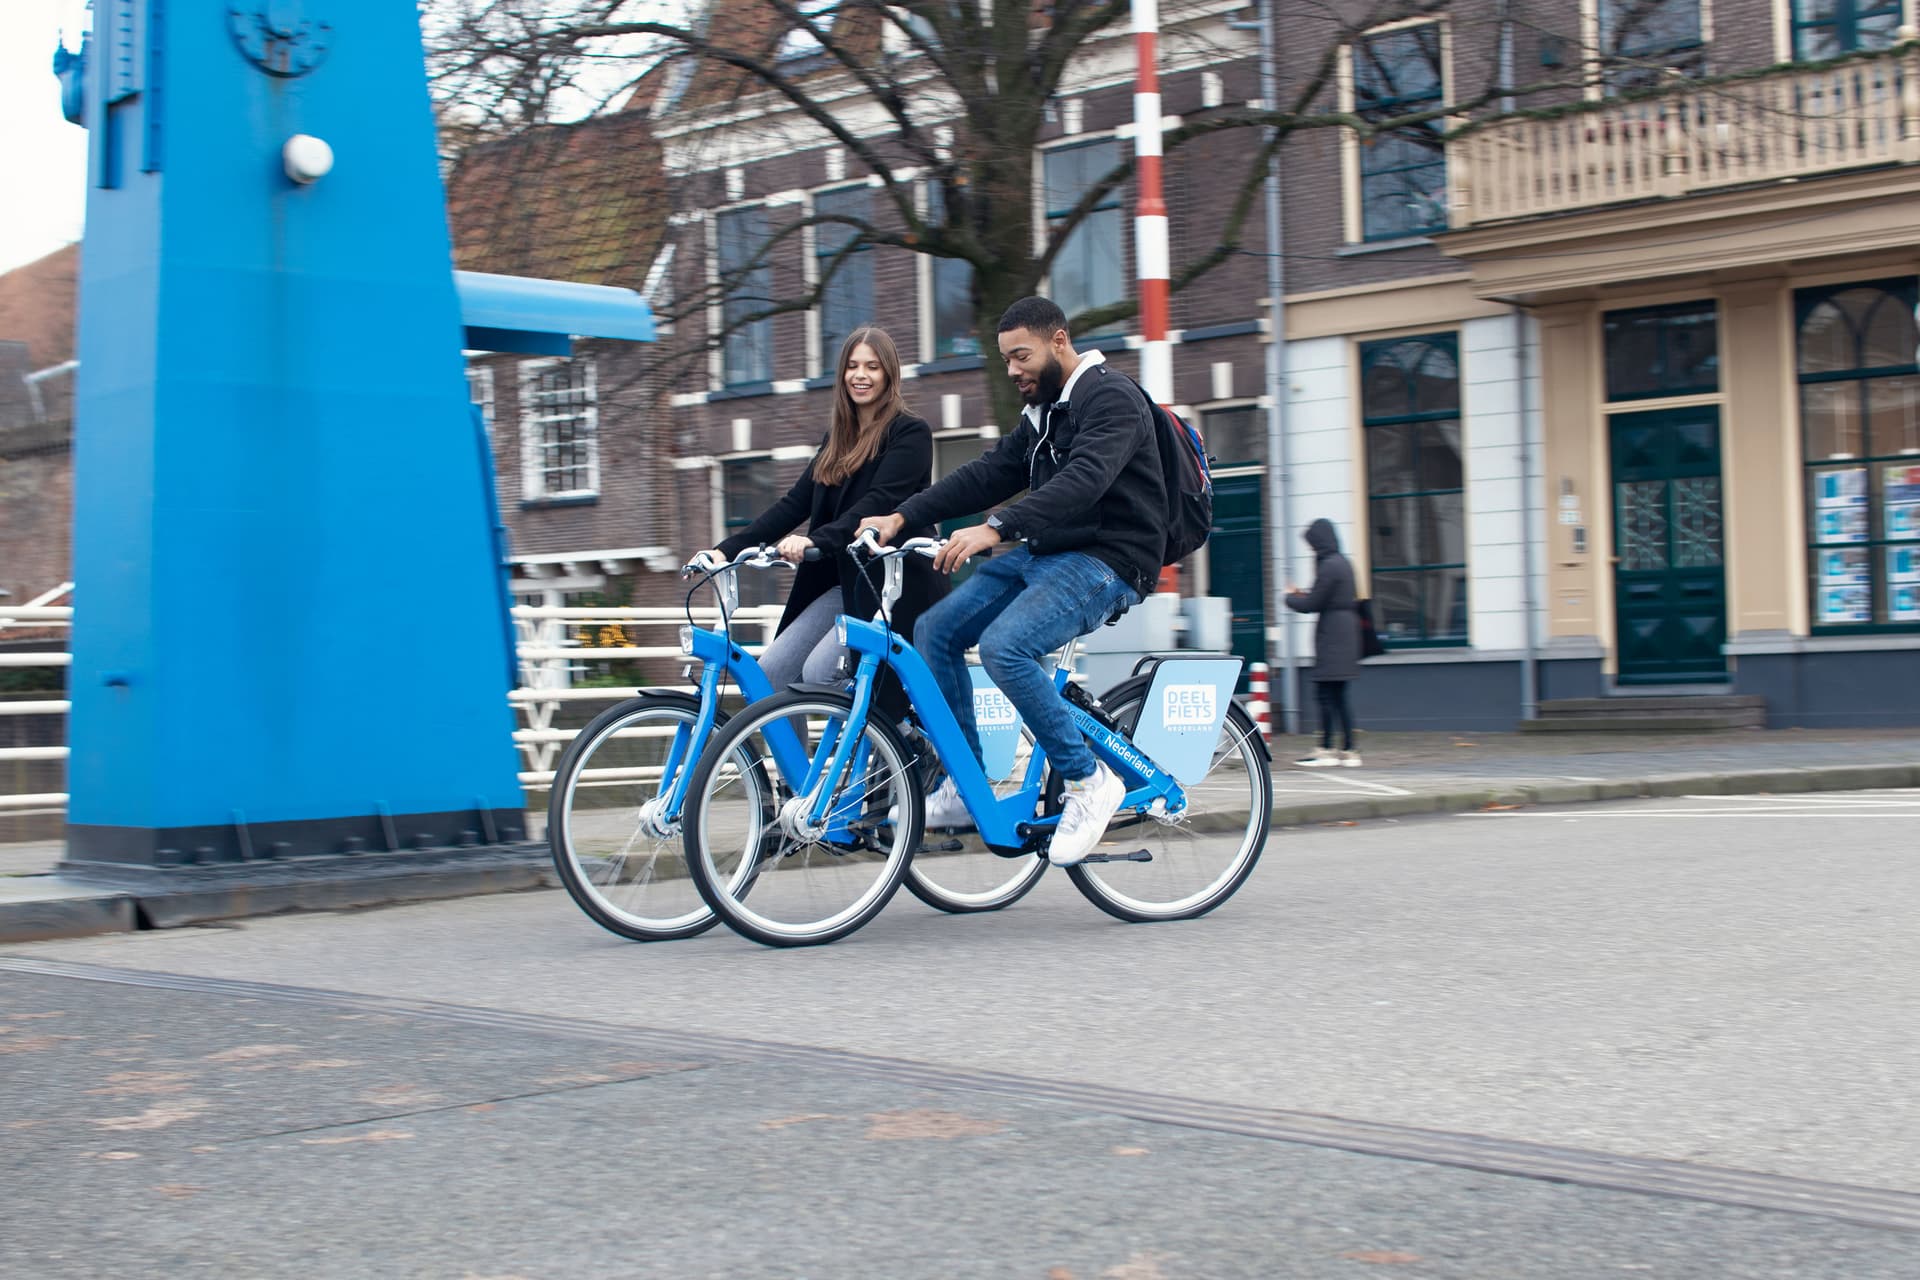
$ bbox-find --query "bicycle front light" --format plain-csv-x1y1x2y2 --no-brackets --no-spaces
678,625,695,655
835,617,848,646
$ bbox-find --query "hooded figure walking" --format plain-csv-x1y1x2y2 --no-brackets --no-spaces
1284,518,1362,767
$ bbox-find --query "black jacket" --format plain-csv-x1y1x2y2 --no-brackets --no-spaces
1284,518,1361,682
717,412,944,639
894,360,1166,598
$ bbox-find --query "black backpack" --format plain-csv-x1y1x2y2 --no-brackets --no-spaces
1118,372,1215,567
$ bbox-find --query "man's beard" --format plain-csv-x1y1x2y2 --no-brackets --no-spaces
1020,354,1067,407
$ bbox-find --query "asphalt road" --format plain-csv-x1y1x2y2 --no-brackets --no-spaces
5,791,1920,1277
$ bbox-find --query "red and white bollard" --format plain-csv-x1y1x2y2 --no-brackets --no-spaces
1248,662,1272,741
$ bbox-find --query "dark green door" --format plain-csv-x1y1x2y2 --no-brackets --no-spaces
1609,408,1728,684
1208,472,1267,690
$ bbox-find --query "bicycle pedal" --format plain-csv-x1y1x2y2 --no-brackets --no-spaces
916,839,966,854
1079,848,1153,864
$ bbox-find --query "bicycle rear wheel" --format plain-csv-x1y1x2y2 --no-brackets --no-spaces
548,693,722,942
683,690,923,947
903,724,1048,914
1064,682,1272,923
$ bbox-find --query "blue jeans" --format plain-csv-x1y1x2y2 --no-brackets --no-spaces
913,546,1141,782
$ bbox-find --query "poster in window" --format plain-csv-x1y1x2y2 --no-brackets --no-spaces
1816,507,1870,543
1890,540,1920,622
1816,467,1867,507
1814,466,1869,543
1818,584,1871,624
1885,464,1920,542
1818,547,1869,585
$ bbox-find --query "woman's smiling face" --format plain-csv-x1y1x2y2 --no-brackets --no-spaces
844,342,887,409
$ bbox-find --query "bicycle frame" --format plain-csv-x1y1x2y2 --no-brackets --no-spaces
643,561,812,835
805,610,1191,854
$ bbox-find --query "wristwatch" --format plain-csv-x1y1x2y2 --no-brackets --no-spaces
985,513,1008,537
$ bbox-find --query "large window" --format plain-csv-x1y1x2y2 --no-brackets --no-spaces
1361,335,1467,645
1352,23,1448,242
926,183,980,359
1043,140,1124,329
1596,0,1705,92
520,357,597,501
1791,0,1903,60
1200,405,1264,470
1603,302,1719,401
716,206,773,386
814,185,872,373
721,458,781,607
1798,280,1920,629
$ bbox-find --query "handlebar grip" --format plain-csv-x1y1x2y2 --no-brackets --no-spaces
802,546,823,562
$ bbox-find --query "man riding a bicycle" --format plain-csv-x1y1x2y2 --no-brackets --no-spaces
859,296,1167,867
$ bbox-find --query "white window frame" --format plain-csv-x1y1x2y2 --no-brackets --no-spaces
1034,131,1129,327
809,181,876,380
518,356,600,502
918,179,982,364
709,200,776,390
1339,15,1453,246
1580,0,1713,100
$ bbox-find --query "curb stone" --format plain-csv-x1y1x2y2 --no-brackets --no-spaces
1271,761,1920,828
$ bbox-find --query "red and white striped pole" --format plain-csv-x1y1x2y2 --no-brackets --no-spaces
1248,662,1272,741
1131,0,1171,404
1132,0,1175,591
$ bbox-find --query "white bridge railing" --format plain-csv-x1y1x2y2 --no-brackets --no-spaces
0,602,786,816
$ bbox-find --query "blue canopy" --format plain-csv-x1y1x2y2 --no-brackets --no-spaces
454,271,657,356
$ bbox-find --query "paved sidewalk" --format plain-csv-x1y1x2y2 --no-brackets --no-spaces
4,727,1919,942
1264,726,1920,823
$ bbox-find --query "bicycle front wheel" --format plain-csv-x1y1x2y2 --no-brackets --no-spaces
903,724,1048,914
548,692,722,942
683,690,923,947
1064,684,1272,923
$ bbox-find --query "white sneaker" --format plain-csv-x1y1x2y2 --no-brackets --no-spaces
922,777,975,831
1340,751,1363,768
1048,763,1125,867
1294,749,1338,768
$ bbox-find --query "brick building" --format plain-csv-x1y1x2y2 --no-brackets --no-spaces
6,0,1920,727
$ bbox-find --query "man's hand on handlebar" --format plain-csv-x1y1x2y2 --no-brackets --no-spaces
855,513,906,548
775,534,814,565
934,522,1002,574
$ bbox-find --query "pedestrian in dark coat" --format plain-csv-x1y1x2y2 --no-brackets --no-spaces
1284,517,1363,767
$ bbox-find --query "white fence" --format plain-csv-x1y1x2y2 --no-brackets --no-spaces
0,602,785,816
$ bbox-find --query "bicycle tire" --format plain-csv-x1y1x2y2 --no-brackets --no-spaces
683,689,923,947
902,723,1048,914
548,692,723,942
1062,676,1272,923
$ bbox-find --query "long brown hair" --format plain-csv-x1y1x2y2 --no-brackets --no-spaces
814,326,909,486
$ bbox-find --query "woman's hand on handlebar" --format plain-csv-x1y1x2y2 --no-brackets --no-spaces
775,534,815,565
855,513,906,548
684,549,727,576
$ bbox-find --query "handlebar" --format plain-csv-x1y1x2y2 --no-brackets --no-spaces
681,544,821,578
850,532,947,561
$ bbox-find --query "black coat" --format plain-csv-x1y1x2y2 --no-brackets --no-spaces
716,412,944,642
894,359,1166,599
1284,518,1361,682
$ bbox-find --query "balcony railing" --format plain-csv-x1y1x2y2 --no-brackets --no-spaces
1451,46,1920,228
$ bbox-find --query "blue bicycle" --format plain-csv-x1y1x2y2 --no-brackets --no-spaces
548,546,1047,942
680,535,1274,947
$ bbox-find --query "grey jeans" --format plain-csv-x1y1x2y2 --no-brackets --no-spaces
757,588,848,693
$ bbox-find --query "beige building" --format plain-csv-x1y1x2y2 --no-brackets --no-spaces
1436,38,1920,723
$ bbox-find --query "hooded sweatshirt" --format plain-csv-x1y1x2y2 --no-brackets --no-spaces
1284,519,1361,681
